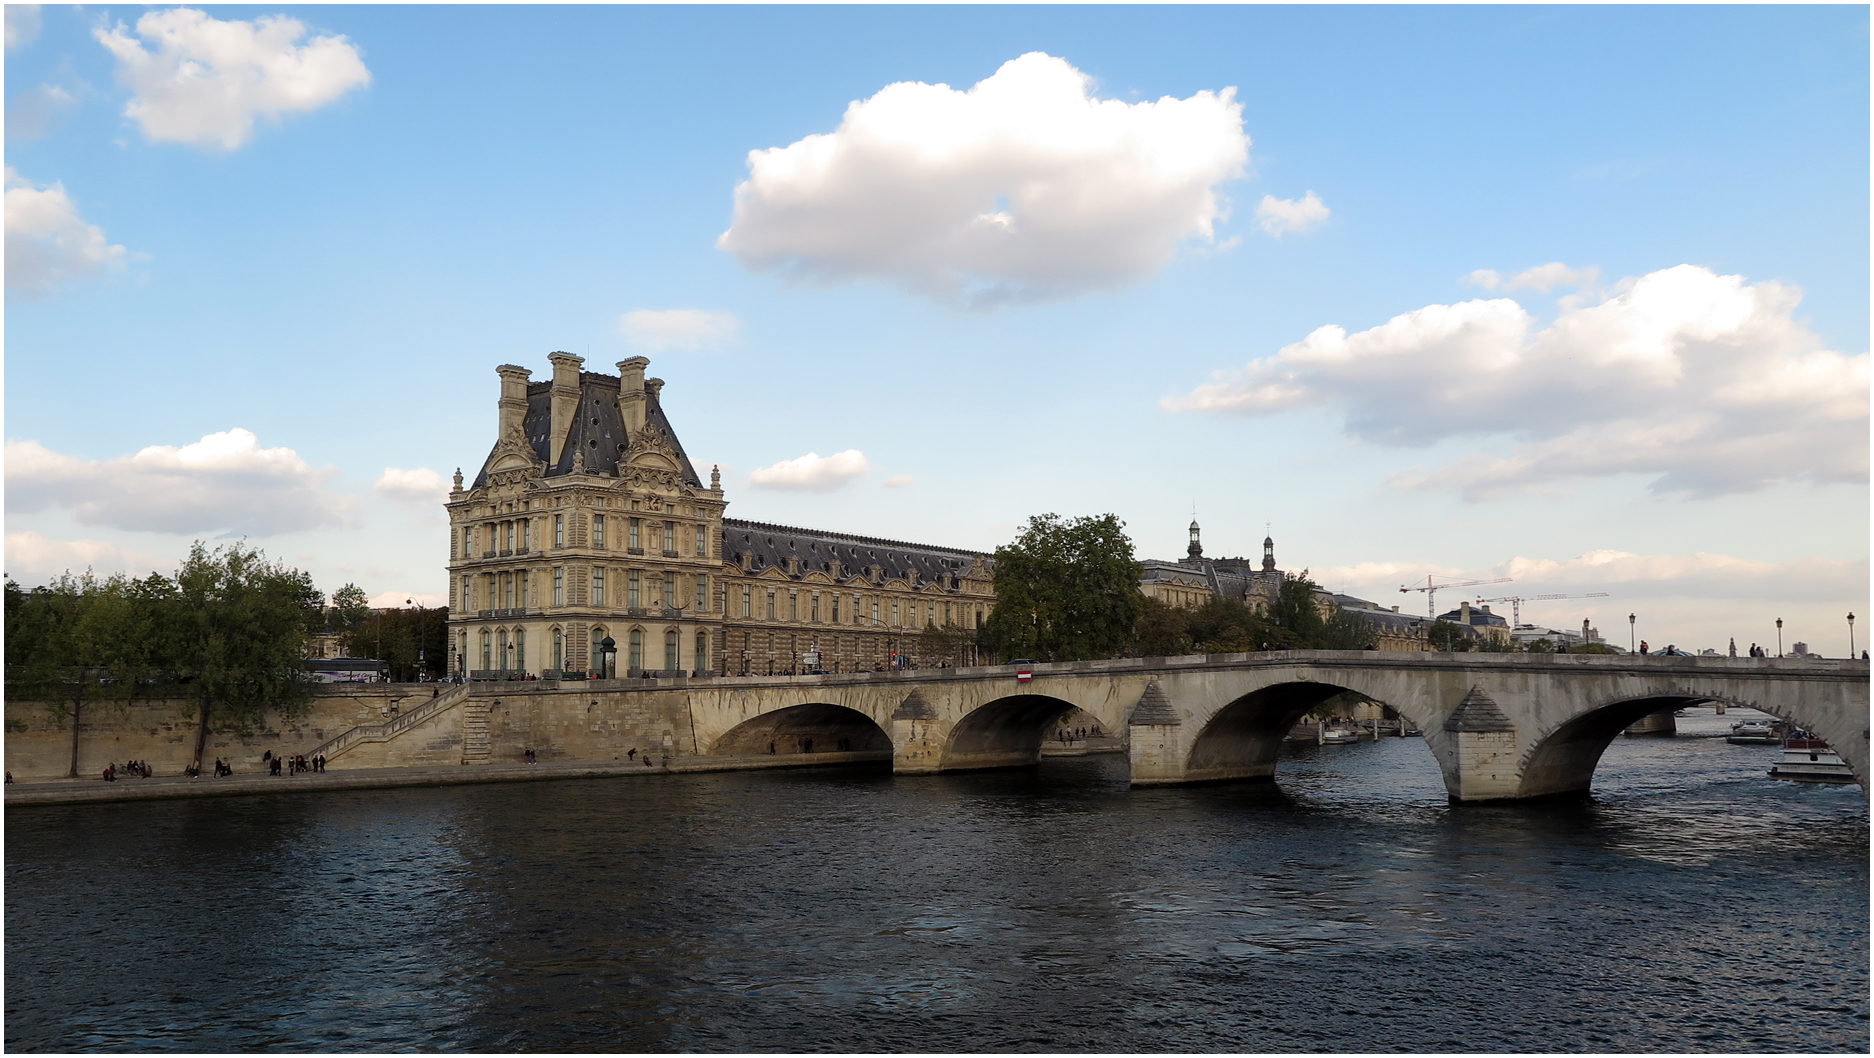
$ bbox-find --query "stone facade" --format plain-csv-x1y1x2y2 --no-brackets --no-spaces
446,354,996,680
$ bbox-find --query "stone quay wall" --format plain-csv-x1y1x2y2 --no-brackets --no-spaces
3,682,700,780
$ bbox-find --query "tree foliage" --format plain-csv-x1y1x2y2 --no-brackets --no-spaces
328,583,371,653
981,513,1144,662
1134,598,1194,657
918,621,978,667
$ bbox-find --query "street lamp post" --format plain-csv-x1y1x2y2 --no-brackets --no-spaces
1628,613,1636,653
1849,613,1856,658
1775,618,1783,658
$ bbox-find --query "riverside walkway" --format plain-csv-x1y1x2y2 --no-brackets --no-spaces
3,750,891,808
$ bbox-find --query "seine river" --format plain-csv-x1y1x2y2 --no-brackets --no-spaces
6,709,1866,1053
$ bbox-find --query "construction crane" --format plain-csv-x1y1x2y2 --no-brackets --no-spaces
1399,575,1512,621
1476,593,1610,627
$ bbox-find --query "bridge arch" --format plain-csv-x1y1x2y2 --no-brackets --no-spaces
1181,679,1436,785
709,701,891,757
1518,691,1861,798
939,693,1090,772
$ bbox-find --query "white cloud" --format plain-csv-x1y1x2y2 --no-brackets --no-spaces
5,168,130,299
1464,261,1599,293
6,83,80,139
747,450,870,492
373,467,447,507
5,5,40,51
1166,264,1869,498
1318,548,1868,654
618,308,741,351
95,7,370,150
882,474,914,488
718,52,1249,307
3,531,168,585
1255,191,1329,236
6,428,355,536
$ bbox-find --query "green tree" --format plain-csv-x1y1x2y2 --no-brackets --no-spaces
980,513,1144,662
1188,596,1283,652
919,621,978,667
1427,619,1473,652
1134,598,1193,657
329,583,371,655
170,542,323,771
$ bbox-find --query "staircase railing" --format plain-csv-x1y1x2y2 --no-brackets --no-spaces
311,683,474,762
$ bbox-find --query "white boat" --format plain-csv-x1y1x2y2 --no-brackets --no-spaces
1318,727,1360,745
1727,719,1785,745
1768,735,1855,784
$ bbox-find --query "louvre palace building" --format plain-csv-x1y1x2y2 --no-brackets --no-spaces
447,353,998,678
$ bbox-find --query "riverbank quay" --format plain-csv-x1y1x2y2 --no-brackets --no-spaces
3,750,892,808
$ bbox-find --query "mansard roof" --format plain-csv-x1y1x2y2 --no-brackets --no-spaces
472,371,701,490
724,517,988,588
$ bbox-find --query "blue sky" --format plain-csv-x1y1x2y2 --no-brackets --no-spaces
5,4,1868,654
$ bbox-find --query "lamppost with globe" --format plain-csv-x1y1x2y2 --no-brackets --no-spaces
1775,618,1783,658
1627,613,1636,653
1849,613,1856,658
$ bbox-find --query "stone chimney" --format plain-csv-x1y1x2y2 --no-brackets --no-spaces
830,559,843,580
547,351,584,465
645,377,665,409
496,364,531,440
1459,600,1472,625
616,357,649,435
787,555,800,577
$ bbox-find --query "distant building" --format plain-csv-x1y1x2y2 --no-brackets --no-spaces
1438,601,1511,641
1138,521,1321,616
1334,594,1431,652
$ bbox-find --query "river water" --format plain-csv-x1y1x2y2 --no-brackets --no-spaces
6,708,1866,1053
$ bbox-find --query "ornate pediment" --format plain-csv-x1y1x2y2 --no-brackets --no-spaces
485,421,545,487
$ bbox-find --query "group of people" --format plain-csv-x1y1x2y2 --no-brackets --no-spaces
521,747,538,763
261,751,327,776
101,760,155,781
1054,724,1104,743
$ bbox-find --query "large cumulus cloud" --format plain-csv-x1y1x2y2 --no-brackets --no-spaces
718,53,1250,307
1166,264,1868,498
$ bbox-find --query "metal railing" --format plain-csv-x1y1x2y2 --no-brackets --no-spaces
310,683,473,762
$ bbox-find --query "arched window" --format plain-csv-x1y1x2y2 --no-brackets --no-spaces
480,629,492,671
590,627,607,675
694,630,708,674
552,627,564,672
498,628,510,670
515,628,526,671
628,628,643,672
664,628,680,672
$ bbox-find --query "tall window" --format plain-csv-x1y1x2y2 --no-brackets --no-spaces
499,629,510,669
502,573,513,609
520,520,530,549
662,571,676,608
628,570,641,608
462,527,472,557
695,524,707,557
695,630,708,673
554,514,564,548
811,593,820,623
552,627,563,671
663,522,676,553
629,518,641,550
831,595,840,623
789,591,798,622
742,586,752,618
518,570,529,608
553,567,564,606
593,568,606,606
504,522,514,550
628,628,643,671
767,591,776,620
872,598,880,625
695,574,709,612
461,575,471,610
892,599,900,627
593,514,606,548
480,629,491,671
664,629,680,671
515,629,526,670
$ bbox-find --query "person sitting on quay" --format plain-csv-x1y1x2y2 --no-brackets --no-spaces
102,763,116,782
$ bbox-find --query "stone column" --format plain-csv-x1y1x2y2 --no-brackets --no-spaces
1442,685,1522,800
890,688,943,773
1128,678,1187,786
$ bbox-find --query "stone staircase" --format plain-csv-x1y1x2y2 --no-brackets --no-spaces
460,697,492,765
309,683,474,764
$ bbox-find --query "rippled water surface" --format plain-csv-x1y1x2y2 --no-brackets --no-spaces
7,709,1867,1052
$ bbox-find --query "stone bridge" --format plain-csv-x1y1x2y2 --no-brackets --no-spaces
681,651,1868,800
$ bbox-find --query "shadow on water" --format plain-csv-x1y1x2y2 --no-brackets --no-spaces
6,712,1866,1053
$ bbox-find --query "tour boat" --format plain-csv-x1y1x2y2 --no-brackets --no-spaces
1726,719,1785,746
1318,727,1361,745
1767,735,1855,784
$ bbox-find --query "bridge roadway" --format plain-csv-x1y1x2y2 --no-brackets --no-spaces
682,651,1868,800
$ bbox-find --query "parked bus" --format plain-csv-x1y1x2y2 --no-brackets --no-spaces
304,657,390,683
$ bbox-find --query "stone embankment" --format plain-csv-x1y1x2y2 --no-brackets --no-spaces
5,751,893,807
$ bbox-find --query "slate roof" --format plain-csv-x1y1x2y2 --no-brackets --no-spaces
724,518,988,587
472,372,702,489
